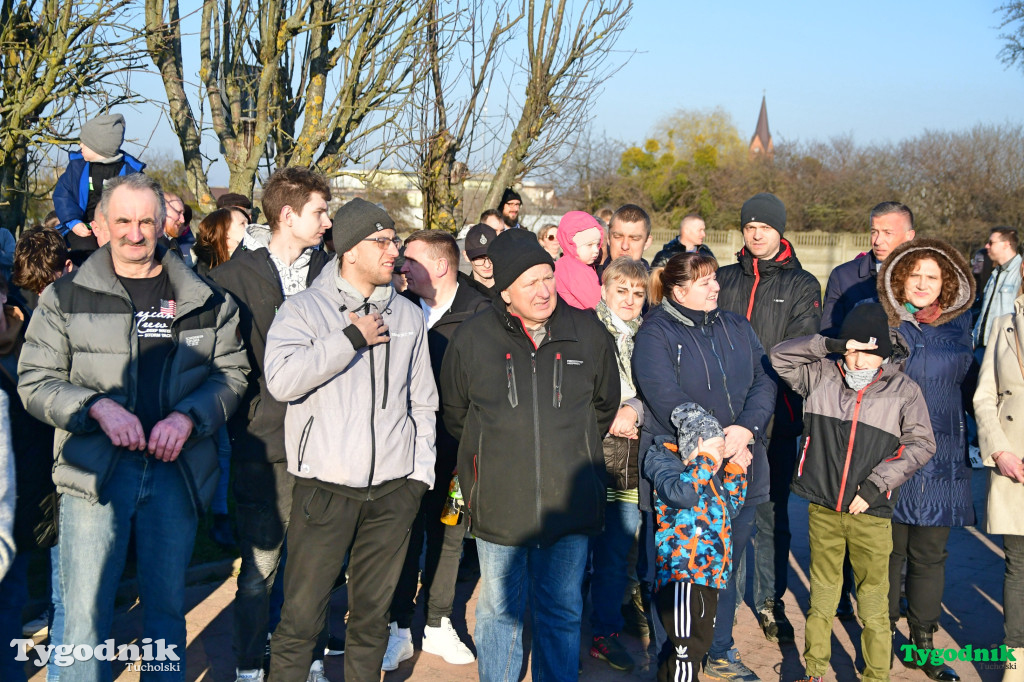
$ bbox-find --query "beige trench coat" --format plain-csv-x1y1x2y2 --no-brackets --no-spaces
974,295,1024,536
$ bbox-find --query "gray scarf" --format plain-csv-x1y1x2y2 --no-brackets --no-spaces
842,362,880,391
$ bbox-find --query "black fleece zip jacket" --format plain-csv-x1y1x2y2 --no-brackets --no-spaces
208,246,332,463
440,296,620,547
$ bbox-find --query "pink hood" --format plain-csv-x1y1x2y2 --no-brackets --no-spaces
555,211,604,310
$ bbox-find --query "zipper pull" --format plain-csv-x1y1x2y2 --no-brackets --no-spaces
553,352,563,408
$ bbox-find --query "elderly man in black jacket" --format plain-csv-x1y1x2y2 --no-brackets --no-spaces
715,193,822,658
441,228,619,682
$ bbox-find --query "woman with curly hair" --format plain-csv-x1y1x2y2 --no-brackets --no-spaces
877,237,976,682
192,206,249,275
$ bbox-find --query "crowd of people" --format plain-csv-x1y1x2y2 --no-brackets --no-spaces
0,112,1020,682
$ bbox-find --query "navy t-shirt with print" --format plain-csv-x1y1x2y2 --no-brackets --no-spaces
118,269,175,434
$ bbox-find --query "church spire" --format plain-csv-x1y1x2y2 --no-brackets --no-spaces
749,94,773,157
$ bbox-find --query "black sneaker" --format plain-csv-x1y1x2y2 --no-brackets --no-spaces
757,599,795,644
324,635,345,656
590,634,635,672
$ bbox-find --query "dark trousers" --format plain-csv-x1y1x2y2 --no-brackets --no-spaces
655,582,719,682
233,460,296,670
269,478,424,682
752,436,797,608
888,522,951,629
390,479,466,628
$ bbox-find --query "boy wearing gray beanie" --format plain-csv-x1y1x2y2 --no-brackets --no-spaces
641,402,750,682
52,112,146,265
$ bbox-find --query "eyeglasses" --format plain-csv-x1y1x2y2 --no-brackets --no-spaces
471,255,492,263
363,237,402,250
545,235,557,241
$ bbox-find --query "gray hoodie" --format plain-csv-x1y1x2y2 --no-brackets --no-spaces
264,264,438,490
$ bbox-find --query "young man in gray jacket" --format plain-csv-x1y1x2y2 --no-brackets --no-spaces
264,198,438,682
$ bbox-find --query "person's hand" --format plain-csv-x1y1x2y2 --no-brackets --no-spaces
349,312,389,346
848,495,869,514
147,412,194,462
722,424,753,458
846,338,878,352
730,447,752,473
993,451,1024,483
70,222,92,238
608,405,639,439
89,398,146,451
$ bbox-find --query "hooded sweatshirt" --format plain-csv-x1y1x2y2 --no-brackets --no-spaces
555,211,603,310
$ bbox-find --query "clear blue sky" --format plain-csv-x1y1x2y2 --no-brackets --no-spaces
592,0,1024,147
118,1,1024,183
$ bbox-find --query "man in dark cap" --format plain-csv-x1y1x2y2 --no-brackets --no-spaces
264,197,437,681
712,192,822,671
460,222,498,297
498,187,523,229
440,228,620,682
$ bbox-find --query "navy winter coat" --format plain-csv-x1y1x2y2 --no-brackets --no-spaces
820,253,878,336
633,298,776,512
878,238,977,527
52,151,146,234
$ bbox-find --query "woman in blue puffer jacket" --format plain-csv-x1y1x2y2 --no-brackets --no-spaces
877,237,976,682
633,252,776,676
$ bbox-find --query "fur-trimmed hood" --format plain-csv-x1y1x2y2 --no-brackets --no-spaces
877,237,975,328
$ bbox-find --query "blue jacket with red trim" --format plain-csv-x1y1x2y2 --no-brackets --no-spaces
770,333,936,518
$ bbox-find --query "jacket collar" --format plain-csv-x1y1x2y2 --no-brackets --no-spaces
736,238,798,277
74,244,212,319
659,297,719,328
493,294,580,346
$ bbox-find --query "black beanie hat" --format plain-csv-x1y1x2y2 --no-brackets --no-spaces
499,187,522,211
838,303,892,358
741,192,786,237
332,198,395,255
488,228,554,292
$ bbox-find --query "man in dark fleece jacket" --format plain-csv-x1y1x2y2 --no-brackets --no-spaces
716,192,822,649
441,228,620,682
208,167,333,681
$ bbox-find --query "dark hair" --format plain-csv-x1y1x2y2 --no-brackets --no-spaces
217,192,253,210
261,168,332,232
991,226,1020,253
43,210,60,229
480,208,502,223
182,203,193,227
870,201,915,230
649,252,718,305
12,226,69,295
195,208,242,269
610,204,651,236
890,249,961,311
0,271,7,297
404,230,460,272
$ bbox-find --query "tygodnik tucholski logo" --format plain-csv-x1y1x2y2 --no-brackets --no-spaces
900,643,1017,670
10,637,181,672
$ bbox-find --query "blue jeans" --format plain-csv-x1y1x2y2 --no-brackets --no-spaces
589,501,641,637
752,436,797,608
476,535,588,682
59,453,197,682
0,553,30,682
709,502,757,659
47,543,64,682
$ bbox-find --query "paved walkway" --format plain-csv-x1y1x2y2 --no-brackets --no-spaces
24,473,1010,681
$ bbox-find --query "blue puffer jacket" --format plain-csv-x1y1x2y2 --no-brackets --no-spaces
52,150,146,234
633,297,776,512
878,238,976,527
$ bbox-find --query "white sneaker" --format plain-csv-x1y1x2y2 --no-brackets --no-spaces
235,669,264,682
381,621,414,672
307,659,330,682
422,617,475,665
21,615,48,637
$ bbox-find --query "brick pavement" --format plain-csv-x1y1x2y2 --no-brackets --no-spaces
25,473,1010,681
